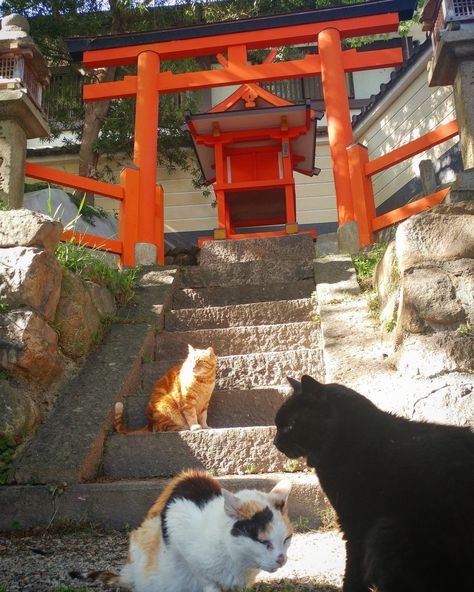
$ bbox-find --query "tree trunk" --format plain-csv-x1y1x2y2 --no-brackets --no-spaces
75,66,116,205
74,0,129,205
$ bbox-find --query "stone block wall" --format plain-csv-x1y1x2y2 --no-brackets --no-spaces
0,209,116,440
374,200,474,378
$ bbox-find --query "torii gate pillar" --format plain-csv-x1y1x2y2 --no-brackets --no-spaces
318,27,355,225
132,50,164,264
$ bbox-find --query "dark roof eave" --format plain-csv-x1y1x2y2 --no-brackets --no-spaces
66,0,418,62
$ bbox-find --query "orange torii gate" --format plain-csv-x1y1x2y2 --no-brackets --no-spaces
63,0,418,265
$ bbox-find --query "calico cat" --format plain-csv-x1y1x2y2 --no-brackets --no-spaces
274,375,474,592
72,469,293,592
114,344,216,433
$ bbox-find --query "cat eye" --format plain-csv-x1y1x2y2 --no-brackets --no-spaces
260,540,273,550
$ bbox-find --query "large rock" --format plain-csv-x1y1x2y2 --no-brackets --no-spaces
0,310,64,383
398,265,466,333
373,241,400,325
448,258,474,326
55,271,102,358
408,375,474,429
396,201,474,271
23,188,119,240
86,281,117,319
0,209,62,253
0,247,62,321
0,382,40,440
397,332,474,378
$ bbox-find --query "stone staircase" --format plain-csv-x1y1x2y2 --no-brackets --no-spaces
2,233,334,530
103,235,323,494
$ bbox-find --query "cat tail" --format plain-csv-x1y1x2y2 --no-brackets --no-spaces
69,569,129,589
113,402,149,434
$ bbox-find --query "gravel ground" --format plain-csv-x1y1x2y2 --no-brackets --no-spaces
0,527,345,592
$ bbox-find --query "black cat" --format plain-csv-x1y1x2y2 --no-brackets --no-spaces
274,375,474,592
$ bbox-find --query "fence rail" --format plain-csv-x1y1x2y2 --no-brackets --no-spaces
347,119,459,245
25,163,125,200
24,162,164,266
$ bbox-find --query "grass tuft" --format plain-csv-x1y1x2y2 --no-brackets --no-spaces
0,437,17,485
456,323,472,336
55,241,139,306
352,242,388,291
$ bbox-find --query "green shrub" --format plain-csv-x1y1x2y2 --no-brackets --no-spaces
55,241,139,306
352,242,389,291
0,438,17,485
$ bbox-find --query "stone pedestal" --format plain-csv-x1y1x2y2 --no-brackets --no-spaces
0,119,27,208
429,30,474,169
419,159,437,196
446,168,474,203
336,220,360,255
453,60,474,169
0,14,49,208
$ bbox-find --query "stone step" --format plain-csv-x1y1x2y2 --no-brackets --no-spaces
172,279,315,309
142,348,323,391
120,388,289,430
165,298,313,331
179,259,314,288
0,472,328,530
104,426,292,479
156,321,319,359
200,234,315,266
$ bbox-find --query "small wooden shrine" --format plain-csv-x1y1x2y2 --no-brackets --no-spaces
183,79,322,243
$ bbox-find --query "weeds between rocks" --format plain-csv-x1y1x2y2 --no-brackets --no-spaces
352,242,388,291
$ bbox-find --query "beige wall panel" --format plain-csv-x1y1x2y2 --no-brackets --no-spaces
165,203,217,220
356,65,457,209
372,137,459,206
164,192,212,206
367,90,455,160
297,209,337,224
295,182,338,199
297,195,337,211
164,215,217,233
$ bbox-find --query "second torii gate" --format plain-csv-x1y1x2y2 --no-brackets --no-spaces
66,0,418,264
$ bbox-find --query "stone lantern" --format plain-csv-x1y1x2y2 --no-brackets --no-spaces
422,0,474,200
0,13,50,208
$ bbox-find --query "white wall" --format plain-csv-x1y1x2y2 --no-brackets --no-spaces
354,50,457,207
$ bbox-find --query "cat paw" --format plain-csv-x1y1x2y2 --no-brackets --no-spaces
190,424,202,431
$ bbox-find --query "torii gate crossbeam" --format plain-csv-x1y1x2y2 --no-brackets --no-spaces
65,2,418,265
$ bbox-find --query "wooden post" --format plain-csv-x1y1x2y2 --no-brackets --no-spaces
119,166,140,266
346,143,376,246
281,136,297,232
213,140,227,239
318,27,355,225
155,184,165,265
133,50,160,250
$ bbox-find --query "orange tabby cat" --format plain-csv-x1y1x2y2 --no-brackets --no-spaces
114,344,216,433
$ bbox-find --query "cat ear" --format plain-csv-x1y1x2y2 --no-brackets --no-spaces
301,375,324,395
222,489,242,520
207,346,214,355
188,344,195,354
269,479,292,511
286,376,302,394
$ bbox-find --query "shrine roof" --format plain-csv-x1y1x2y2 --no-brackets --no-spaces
66,0,418,62
183,102,323,182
